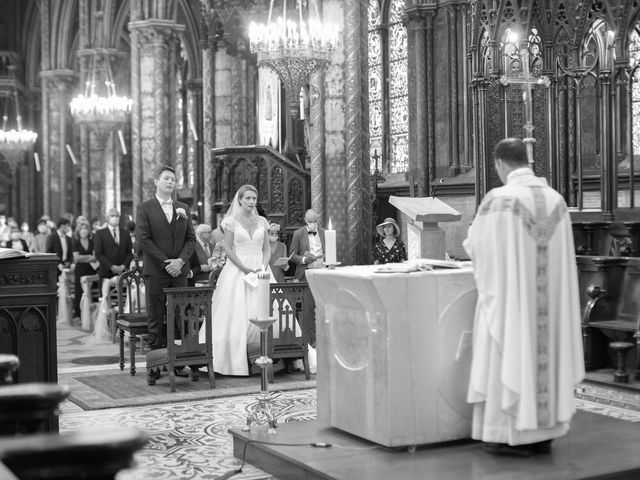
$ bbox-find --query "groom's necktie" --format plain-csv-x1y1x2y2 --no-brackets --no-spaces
112,228,119,245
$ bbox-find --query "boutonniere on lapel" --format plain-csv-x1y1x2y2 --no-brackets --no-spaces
176,207,188,220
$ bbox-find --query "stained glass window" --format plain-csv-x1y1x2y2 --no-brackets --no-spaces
629,28,640,156
368,0,383,172
367,0,408,174
388,0,408,173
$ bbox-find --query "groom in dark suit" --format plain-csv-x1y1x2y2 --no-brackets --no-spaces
136,166,196,352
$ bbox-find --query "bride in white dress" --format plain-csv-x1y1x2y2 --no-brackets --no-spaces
200,184,270,375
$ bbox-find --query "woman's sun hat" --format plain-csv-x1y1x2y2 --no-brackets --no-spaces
376,217,400,237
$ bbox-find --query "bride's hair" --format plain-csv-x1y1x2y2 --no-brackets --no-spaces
236,184,258,203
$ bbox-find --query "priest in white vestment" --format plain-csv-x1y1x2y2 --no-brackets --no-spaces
463,138,584,456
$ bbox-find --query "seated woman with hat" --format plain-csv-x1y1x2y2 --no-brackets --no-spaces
373,217,407,264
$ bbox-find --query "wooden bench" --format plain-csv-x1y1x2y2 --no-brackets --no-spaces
582,256,640,381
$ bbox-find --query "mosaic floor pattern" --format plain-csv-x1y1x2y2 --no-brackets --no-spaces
59,386,640,480
60,388,317,480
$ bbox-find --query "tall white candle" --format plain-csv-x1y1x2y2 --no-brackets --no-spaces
257,269,270,319
65,144,77,165
118,130,128,155
325,218,337,265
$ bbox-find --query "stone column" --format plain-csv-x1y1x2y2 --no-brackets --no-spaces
40,70,75,218
215,41,233,148
128,19,185,203
309,70,326,222
405,7,428,195
231,54,248,146
202,34,216,225
186,79,203,205
344,0,371,265
447,6,460,176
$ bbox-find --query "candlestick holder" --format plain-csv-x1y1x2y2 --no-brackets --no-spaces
244,316,278,434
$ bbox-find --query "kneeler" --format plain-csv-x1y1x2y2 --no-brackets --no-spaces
146,286,215,392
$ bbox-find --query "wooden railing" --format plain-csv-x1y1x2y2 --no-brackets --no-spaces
210,145,311,235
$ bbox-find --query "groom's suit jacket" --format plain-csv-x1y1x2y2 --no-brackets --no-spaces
289,226,326,281
135,198,196,277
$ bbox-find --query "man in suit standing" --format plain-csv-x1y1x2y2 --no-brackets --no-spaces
189,223,214,285
136,166,196,353
289,209,326,281
94,208,134,281
288,209,325,348
45,217,73,275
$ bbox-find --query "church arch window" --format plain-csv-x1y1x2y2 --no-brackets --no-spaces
368,0,408,174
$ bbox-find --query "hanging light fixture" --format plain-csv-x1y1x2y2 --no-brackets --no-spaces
0,84,37,172
249,0,338,118
69,49,131,142
69,11,131,144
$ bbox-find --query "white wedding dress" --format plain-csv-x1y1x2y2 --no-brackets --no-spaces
200,216,267,375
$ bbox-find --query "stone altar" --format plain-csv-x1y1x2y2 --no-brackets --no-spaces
306,265,476,447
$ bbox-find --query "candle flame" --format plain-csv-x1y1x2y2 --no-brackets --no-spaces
328,218,333,230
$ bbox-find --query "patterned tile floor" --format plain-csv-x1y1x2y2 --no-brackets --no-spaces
60,388,317,480
58,386,640,480
56,322,640,479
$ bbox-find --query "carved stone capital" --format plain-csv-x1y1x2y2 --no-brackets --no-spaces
129,19,185,47
40,69,76,94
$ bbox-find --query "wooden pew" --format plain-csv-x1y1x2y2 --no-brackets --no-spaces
0,384,70,435
582,257,640,380
0,427,148,480
572,221,611,255
576,256,628,370
0,355,148,479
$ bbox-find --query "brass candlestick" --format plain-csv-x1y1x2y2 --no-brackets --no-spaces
244,316,278,434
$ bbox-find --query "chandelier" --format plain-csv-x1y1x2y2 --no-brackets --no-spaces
0,87,37,172
70,48,131,143
249,0,337,118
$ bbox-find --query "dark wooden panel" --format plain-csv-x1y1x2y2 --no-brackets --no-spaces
0,255,58,385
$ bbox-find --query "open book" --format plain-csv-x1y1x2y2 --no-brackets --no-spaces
273,253,293,267
375,259,462,273
0,248,56,260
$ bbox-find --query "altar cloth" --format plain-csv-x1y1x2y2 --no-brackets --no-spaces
307,265,477,447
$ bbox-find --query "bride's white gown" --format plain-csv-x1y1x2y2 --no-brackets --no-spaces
200,217,266,375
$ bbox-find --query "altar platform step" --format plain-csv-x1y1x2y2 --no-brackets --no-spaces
230,410,640,480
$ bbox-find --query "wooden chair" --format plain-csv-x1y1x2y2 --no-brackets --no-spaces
115,264,148,376
583,257,640,381
145,286,215,392
0,355,19,386
249,282,312,382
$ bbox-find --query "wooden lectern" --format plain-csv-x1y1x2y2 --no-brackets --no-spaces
389,195,461,260
0,255,59,384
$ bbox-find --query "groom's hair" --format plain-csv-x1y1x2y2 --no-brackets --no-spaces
155,165,176,177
